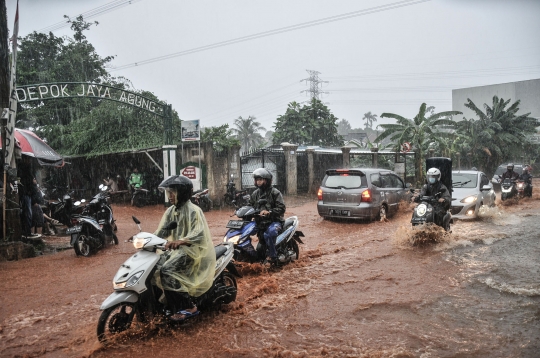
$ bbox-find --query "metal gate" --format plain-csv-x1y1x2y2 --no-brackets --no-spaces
240,148,286,192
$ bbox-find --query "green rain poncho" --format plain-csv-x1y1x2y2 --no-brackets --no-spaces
153,201,216,297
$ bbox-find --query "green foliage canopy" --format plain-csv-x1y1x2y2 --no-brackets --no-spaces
273,98,343,147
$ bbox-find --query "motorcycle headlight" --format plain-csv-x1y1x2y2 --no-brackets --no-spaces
225,234,241,244
133,237,150,249
517,183,524,189
416,203,427,217
460,195,477,204
114,270,144,289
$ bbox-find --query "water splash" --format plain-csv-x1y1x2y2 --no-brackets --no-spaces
482,277,540,297
393,223,452,248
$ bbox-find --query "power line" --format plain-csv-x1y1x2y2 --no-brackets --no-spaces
38,0,143,33
111,0,431,71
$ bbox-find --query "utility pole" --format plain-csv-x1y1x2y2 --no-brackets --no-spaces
300,70,329,101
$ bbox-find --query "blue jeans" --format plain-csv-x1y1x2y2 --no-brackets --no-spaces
263,222,282,260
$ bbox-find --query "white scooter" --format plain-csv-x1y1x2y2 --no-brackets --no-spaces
97,216,241,344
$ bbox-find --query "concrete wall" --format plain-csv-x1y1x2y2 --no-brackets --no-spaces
452,78,540,120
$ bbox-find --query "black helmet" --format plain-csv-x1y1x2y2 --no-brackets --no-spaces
158,175,193,207
253,168,273,189
507,163,514,171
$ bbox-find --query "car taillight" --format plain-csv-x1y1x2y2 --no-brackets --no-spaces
361,189,371,202
317,188,323,200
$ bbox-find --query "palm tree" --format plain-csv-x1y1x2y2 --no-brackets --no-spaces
456,96,539,174
375,103,461,184
362,111,378,129
231,115,266,152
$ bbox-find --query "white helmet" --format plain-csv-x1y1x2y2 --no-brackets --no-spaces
426,167,441,184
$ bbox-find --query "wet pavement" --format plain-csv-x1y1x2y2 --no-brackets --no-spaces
0,186,539,357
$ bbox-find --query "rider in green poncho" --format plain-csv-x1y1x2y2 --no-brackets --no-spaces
154,175,216,321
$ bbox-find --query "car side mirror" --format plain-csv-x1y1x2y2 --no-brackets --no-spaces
481,185,491,191
405,183,411,188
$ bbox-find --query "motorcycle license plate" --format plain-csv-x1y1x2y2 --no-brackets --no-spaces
66,225,82,234
226,220,245,229
330,209,350,216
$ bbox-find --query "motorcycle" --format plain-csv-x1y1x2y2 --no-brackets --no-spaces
500,178,518,201
46,192,77,227
68,185,118,257
223,199,305,266
411,193,452,232
515,179,532,198
131,187,150,207
97,216,241,344
224,175,247,207
191,188,212,212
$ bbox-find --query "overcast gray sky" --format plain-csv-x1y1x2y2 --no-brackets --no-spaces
6,0,540,133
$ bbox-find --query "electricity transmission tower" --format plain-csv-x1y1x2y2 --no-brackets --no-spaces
300,70,328,101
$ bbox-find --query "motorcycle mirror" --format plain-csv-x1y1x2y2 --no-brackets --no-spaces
132,216,141,225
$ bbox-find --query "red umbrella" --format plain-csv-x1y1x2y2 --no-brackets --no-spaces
1,128,64,167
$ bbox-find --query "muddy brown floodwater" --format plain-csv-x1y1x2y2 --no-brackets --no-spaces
1,189,539,357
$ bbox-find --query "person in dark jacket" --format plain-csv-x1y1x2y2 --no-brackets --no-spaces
414,167,451,226
248,168,286,266
501,163,519,180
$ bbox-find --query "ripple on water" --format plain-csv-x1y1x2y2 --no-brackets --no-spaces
482,277,540,297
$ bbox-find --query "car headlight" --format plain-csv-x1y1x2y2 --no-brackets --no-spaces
460,195,477,204
133,237,150,249
114,270,144,289
225,234,240,244
416,203,427,217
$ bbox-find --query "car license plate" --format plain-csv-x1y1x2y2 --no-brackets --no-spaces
66,225,82,234
330,209,350,216
226,220,245,229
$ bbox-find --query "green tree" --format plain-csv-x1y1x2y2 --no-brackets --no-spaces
337,118,352,135
376,103,461,184
362,111,378,129
231,115,266,152
16,16,114,127
456,96,539,174
273,98,343,147
201,124,240,152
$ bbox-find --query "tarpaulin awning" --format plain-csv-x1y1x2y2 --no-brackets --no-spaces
1,128,64,167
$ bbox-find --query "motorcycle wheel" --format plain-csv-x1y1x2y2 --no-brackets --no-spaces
97,303,136,344
201,199,212,212
107,233,119,245
288,239,300,260
221,271,238,303
74,233,91,257
224,194,233,207
501,193,507,201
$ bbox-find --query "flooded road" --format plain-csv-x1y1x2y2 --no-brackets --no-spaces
0,188,539,357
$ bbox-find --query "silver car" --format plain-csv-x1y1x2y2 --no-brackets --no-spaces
451,170,496,219
317,168,412,221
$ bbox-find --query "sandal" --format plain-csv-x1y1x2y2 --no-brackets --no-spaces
170,309,200,322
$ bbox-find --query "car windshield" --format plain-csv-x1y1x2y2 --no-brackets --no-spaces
452,173,478,188
324,174,367,189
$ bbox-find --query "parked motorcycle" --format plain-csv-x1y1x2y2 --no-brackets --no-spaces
97,216,241,344
224,175,247,207
131,187,150,207
68,185,118,257
191,188,212,212
500,178,518,201
516,179,532,198
411,193,452,232
46,192,76,227
223,199,304,265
